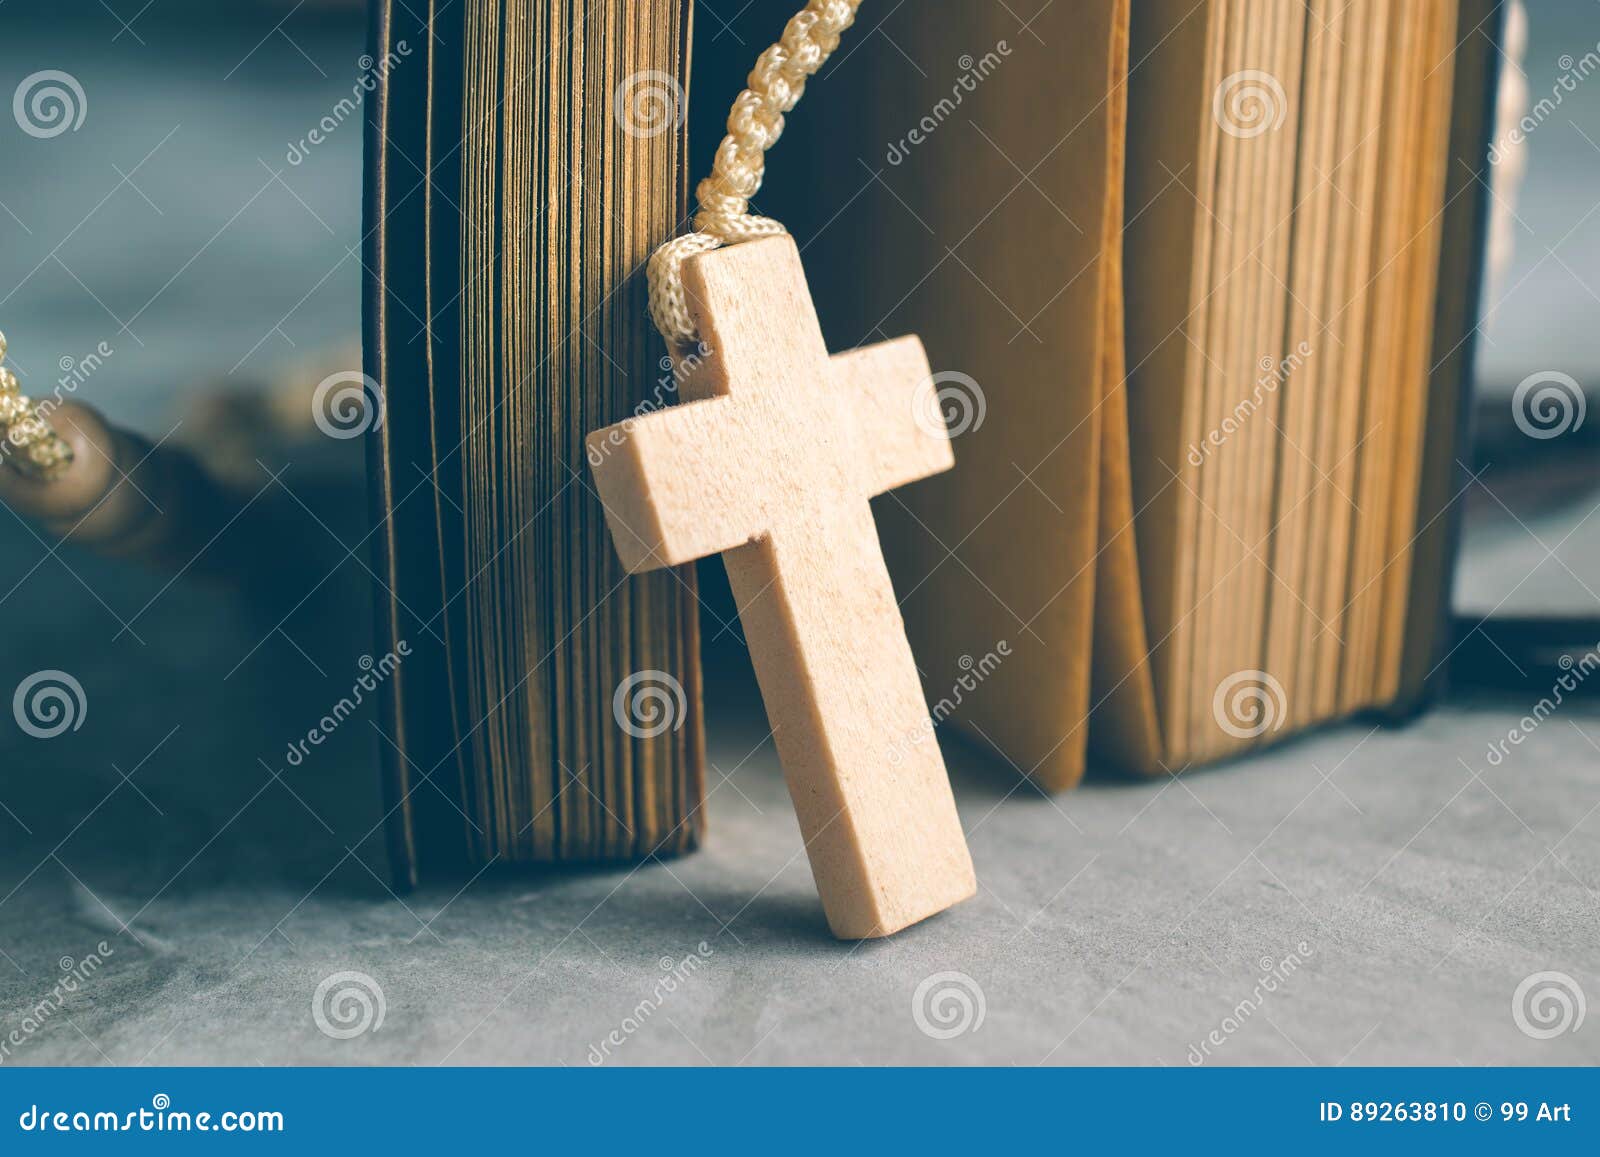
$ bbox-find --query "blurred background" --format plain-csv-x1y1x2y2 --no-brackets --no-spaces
1,0,365,427
1455,1,1600,638
0,0,1593,619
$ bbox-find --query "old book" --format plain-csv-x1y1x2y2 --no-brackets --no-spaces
363,0,1504,875
765,0,1503,789
364,0,704,884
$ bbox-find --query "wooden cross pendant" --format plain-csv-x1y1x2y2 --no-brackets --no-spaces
587,236,976,939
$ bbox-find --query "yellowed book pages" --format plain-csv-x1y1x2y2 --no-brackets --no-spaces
775,0,1494,787
1123,0,1227,762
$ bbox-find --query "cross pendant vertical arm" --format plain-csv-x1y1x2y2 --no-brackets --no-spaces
587,236,975,938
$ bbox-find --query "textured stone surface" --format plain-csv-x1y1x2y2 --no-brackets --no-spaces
0,489,1595,1066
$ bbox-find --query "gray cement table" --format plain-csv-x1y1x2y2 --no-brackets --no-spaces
0,493,1594,1066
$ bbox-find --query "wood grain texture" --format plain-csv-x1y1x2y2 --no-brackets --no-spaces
586,235,975,939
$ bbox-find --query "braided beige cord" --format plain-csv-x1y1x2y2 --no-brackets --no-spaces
646,0,864,349
0,330,75,480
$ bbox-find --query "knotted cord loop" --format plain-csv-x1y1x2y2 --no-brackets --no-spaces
646,0,864,349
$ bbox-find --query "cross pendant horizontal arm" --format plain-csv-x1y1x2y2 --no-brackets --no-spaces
590,335,952,574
